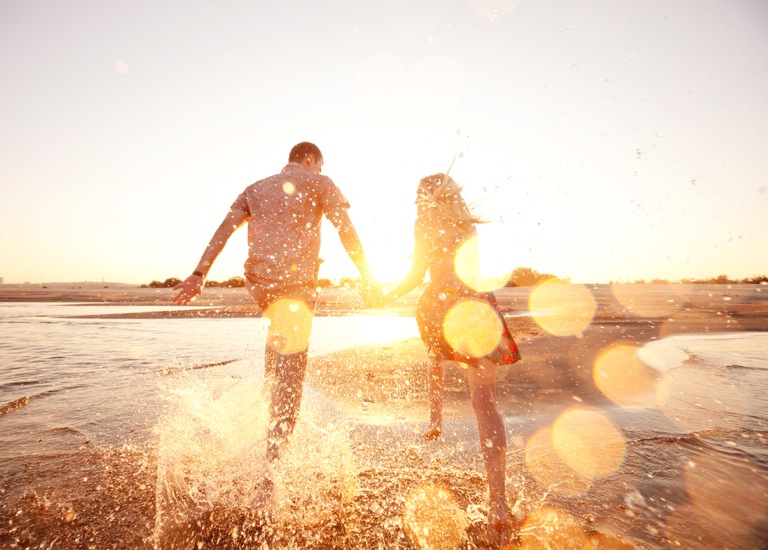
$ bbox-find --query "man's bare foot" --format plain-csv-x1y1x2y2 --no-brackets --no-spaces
421,427,442,440
250,472,275,511
483,502,514,548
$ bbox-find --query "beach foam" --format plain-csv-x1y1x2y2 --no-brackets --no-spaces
639,331,768,373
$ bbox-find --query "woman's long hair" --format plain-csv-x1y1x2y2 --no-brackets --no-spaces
416,173,484,228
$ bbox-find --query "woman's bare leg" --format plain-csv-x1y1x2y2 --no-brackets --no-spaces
467,361,510,545
423,358,446,439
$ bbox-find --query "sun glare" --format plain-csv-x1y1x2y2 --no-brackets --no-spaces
367,240,414,284
454,234,512,292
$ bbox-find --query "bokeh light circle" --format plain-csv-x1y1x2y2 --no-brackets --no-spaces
263,298,314,355
593,344,660,408
282,181,295,195
529,280,596,336
551,408,626,480
520,506,587,549
115,60,130,74
524,427,592,497
453,235,511,292
443,299,502,358
403,484,468,550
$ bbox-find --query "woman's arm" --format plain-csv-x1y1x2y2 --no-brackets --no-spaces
381,218,432,305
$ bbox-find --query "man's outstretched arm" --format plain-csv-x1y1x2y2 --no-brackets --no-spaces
327,209,382,305
173,208,248,305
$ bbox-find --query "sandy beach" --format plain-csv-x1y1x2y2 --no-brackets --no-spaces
1,283,767,548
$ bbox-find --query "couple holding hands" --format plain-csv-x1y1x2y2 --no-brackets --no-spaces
172,141,520,545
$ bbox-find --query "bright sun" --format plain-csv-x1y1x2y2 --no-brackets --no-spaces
323,217,514,289
364,232,513,289
368,241,413,284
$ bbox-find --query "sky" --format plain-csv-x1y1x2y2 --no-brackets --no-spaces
1,0,767,285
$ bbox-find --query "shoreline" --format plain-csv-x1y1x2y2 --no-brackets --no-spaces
1,282,766,318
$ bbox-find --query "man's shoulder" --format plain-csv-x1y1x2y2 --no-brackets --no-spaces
250,164,334,184
278,167,338,191
239,169,339,200
240,171,288,193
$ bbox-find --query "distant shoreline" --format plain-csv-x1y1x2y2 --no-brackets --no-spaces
1,283,767,328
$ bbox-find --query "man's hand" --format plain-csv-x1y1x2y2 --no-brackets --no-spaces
173,274,204,305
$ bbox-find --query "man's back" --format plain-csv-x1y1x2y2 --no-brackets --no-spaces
232,162,350,288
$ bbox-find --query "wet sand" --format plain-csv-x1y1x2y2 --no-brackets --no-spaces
1,283,767,548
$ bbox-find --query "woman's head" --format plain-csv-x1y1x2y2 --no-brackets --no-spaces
417,173,460,201
416,173,482,226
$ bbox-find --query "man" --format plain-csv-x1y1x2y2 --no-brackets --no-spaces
173,142,380,467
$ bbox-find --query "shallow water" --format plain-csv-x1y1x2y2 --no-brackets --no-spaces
0,303,419,454
1,302,767,548
631,332,768,458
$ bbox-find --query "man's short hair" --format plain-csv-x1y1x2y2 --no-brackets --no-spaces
289,142,323,163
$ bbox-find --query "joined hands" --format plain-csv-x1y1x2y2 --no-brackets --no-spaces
360,279,384,308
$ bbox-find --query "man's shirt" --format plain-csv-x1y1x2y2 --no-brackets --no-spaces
231,162,350,288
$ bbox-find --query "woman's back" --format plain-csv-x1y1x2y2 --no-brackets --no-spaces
420,211,477,284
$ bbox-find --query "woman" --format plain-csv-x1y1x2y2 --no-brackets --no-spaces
379,173,521,545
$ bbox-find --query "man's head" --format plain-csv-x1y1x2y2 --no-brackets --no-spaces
289,142,324,174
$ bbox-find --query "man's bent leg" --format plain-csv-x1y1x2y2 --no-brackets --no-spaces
247,282,317,464
264,345,277,395
266,349,308,462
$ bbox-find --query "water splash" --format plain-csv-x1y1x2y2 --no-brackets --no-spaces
152,364,358,547
154,370,270,546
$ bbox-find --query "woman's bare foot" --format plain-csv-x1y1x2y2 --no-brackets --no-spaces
421,427,442,440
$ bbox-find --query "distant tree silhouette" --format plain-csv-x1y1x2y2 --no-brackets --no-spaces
506,267,562,287
206,276,245,288
339,277,360,289
144,271,767,290
145,278,182,288
689,274,767,284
